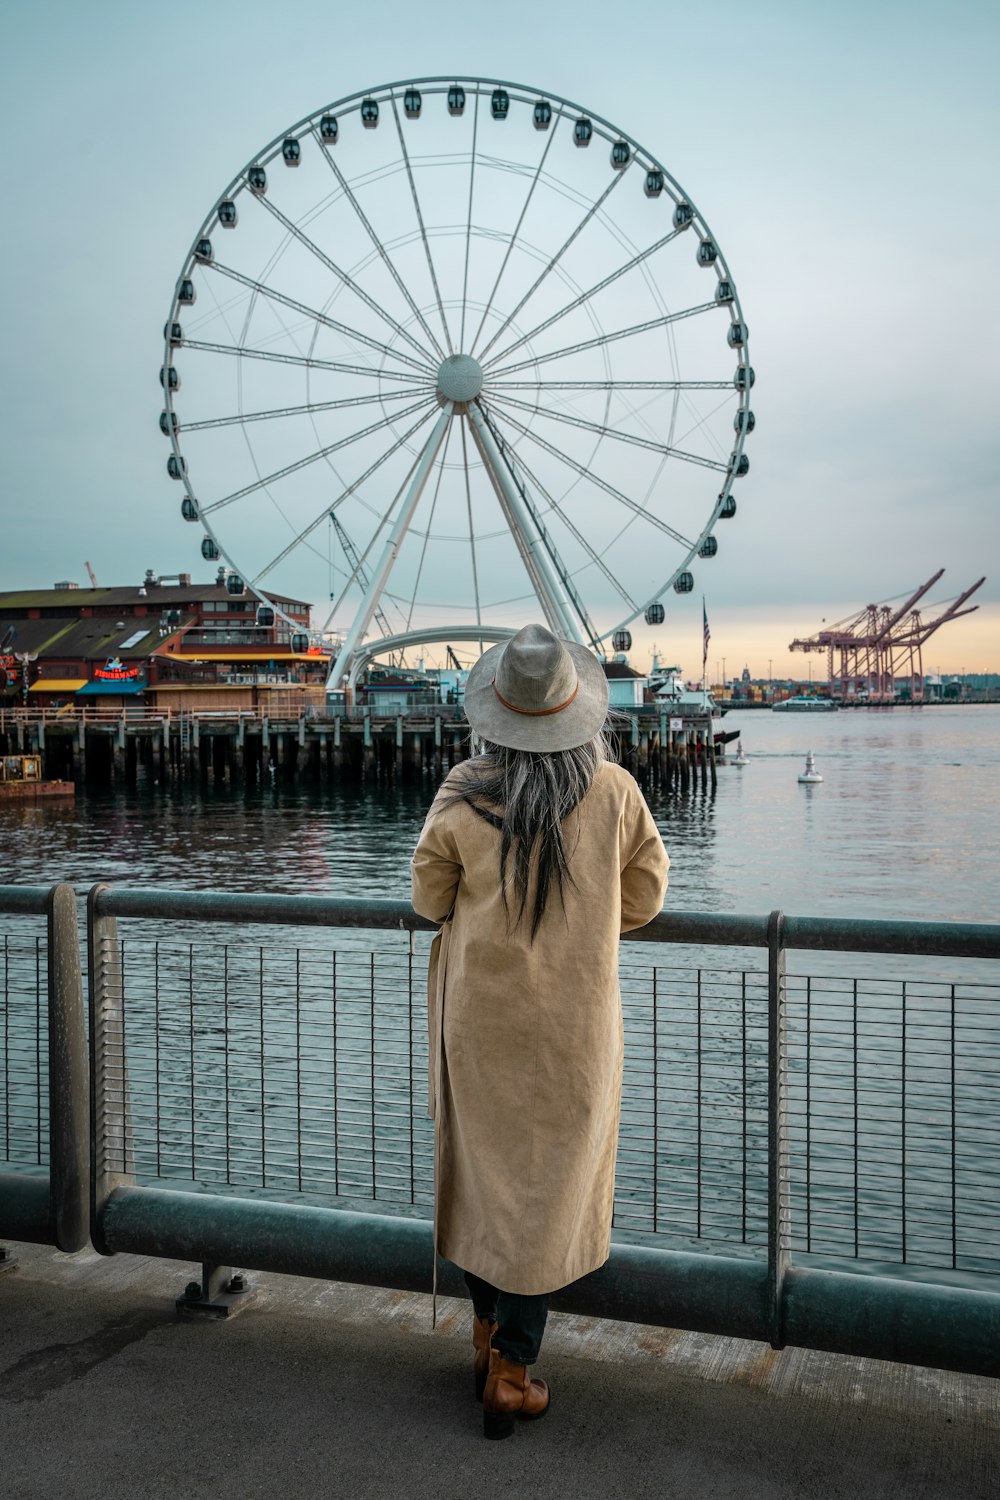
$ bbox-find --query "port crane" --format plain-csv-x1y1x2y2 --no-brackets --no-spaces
790,571,985,701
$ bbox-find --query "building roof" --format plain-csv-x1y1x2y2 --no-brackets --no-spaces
6,616,192,663
0,581,309,610
602,662,646,680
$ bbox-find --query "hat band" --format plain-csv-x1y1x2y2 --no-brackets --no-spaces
492,677,580,717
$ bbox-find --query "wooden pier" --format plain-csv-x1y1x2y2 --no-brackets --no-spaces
0,706,717,793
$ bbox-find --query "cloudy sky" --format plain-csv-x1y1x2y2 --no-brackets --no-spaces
2,0,996,677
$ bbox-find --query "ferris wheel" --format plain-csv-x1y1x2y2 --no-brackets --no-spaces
160,77,753,691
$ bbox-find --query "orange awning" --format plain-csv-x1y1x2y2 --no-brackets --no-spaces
29,679,88,693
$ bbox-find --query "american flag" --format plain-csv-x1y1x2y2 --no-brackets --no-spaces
702,598,711,671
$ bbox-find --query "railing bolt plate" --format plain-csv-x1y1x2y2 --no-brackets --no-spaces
176,1264,254,1319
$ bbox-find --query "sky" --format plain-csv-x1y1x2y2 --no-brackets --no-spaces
1,0,997,678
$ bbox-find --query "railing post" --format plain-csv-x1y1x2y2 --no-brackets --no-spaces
47,883,89,1252
767,909,790,1349
87,883,132,1255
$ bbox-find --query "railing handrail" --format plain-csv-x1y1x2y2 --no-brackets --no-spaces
3,878,998,1375
86,885,1000,960
0,884,61,915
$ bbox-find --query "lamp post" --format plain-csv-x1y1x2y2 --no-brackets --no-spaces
768,658,773,702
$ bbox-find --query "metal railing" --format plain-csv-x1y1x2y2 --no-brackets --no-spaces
0,884,88,1252
2,883,998,1375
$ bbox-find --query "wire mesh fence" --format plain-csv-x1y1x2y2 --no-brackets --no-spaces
89,929,999,1278
0,932,48,1169
785,974,999,1276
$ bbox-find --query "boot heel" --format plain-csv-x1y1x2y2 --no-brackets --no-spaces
483,1408,516,1441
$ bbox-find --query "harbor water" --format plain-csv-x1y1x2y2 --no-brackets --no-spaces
2,706,998,1282
1,705,997,926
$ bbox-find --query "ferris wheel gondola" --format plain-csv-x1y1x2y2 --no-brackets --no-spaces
160,77,752,690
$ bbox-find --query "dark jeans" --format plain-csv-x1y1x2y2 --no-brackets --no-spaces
463,1269,549,1365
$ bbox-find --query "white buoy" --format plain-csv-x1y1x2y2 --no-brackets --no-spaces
798,750,823,784
734,740,748,767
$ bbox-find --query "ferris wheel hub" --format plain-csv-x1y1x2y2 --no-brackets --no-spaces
436,353,483,403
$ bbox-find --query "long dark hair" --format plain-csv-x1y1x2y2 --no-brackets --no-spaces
446,729,612,940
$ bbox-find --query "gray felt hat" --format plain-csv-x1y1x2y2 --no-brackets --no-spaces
464,624,609,753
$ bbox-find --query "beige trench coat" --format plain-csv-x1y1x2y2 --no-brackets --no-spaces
410,760,669,1295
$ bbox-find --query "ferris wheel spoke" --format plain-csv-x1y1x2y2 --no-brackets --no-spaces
311,125,447,363
249,406,439,586
486,301,717,378
328,406,454,689
467,402,589,643
184,388,432,432
459,90,480,353
254,194,437,366
209,261,433,375
475,168,625,364
491,437,640,614
483,401,696,549
325,447,425,624
488,225,687,369
474,401,603,644
390,94,453,356
404,423,454,633
467,114,561,356
182,339,430,383
489,379,732,391
459,420,484,635
489,390,727,471
202,396,437,514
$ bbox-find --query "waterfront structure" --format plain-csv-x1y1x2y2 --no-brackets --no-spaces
157,78,752,701
0,574,323,714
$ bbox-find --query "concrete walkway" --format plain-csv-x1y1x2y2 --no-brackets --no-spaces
1,1241,997,1500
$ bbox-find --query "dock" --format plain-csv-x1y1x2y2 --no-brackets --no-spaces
0,706,719,792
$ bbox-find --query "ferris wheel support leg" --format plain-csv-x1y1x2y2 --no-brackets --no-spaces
327,405,454,696
465,403,584,645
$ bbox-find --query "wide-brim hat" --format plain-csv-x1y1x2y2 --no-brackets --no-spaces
464,624,609,752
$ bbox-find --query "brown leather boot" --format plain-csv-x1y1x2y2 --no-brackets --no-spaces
473,1314,498,1402
482,1350,551,1440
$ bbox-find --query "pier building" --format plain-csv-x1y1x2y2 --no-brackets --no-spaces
0,573,321,715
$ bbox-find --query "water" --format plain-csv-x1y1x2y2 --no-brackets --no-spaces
1,705,998,924
2,706,997,1281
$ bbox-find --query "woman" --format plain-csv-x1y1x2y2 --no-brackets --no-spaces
411,625,669,1440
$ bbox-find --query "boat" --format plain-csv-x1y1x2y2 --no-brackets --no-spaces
798,750,823,784
648,659,720,715
773,696,838,712
0,755,75,801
